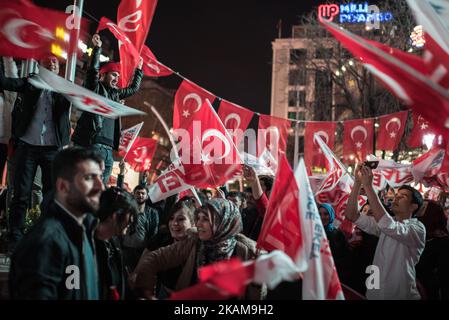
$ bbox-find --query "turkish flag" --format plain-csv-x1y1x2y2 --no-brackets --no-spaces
141,45,173,77
257,114,291,159
376,111,408,151
217,99,254,148
322,21,449,141
97,17,140,88
176,99,242,188
0,0,88,60
304,121,337,169
117,0,158,85
408,112,438,148
217,100,254,132
343,119,374,163
173,80,216,130
117,0,158,54
125,137,157,172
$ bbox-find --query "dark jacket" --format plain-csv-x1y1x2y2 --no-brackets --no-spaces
72,46,143,150
0,74,71,147
9,201,98,300
95,236,125,300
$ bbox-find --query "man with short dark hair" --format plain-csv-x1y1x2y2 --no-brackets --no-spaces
0,55,71,249
72,34,143,185
345,164,426,300
94,187,138,300
9,147,104,300
227,191,243,210
122,184,159,272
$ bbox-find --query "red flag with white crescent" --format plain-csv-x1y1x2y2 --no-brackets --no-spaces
117,0,158,86
304,121,337,169
119,122,144,158
376,111,408,151
175,99,241,188
0,0,88,60
141,45,172,77
173,80,216,130
126,137,157,172
408,112,438,148
343,119,374,163
257,114,291,162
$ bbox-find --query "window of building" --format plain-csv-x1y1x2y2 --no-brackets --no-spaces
315,47,334,59
288,69,307,86
288,90,306,107
288,111,306,121
290,49,307,65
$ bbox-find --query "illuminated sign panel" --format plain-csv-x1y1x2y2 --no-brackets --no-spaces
318,2,393,24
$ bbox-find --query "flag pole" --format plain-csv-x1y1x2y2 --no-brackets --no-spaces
65,0,84,82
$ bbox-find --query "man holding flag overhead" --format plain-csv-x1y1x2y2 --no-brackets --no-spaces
72,33,144,185
344,164,425,300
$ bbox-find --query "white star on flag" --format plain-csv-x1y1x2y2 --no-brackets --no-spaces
389,132,397,138
182,109,191,118
356,142,363,149
420,123,428,130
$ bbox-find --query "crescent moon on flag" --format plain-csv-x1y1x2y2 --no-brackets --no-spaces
314,131,329,145
201,129,231,162
224,113,241,129
385,117,401,132
183,93,202,113
350,125,368,142
2,18,42,49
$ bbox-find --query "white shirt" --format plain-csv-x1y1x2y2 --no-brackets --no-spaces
355,213,426,300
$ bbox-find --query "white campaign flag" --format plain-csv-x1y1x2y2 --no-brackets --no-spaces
295,158,345,300
29,66,146,118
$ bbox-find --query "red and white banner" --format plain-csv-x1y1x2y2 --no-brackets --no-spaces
322,21,449,141
257,114,291,166
0,0,88,60
412,147,445,182
29,66,145,118
257,154,307,272
296,158,345,300
119,122,144,158
125,137,157,172
141,45,173,77
376,111,408,151
148,165,192,203
173,80,216,129
304,121,337,169
343,119,374,163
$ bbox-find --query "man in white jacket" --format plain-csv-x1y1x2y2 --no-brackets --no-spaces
344,164,426,300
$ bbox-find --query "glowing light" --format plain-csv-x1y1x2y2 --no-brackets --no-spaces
423,134,435,150
410,25,425,48
348,60,354,66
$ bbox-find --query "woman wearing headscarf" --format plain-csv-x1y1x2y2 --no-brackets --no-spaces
132,198,265,300
318,203,349,284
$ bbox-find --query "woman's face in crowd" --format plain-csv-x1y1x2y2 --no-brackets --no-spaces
361,204,372,216
196,211,213,241
319,207,330,227
168,209,193,241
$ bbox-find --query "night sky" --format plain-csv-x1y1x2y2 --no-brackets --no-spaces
34,0,323,115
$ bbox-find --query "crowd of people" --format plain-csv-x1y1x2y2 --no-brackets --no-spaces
0,34,449,300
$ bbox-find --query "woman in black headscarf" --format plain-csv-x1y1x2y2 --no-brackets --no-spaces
132,198,265,299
